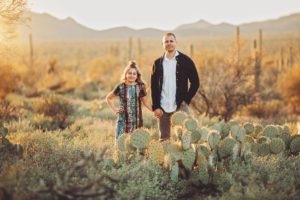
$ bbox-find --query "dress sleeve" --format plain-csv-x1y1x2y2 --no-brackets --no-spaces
113,84,121,96
139,83,147,97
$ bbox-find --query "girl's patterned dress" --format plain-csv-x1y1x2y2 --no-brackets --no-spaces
113,82,147,139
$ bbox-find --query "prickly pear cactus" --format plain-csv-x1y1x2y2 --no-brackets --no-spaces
174,127,183,141
228,120,239,127
254,124,263,137
290,135,300,154
164,142,182,161
197,143,211,158
257,143,270,156
220,122,230,139
240,142,252,159
172,112,187,126
217,137,237,159
244,122,254,135
191,129,202,143
181,148,195,170
170,162,179,181
279,132,292,149
269,138,285,154
130,128,150,149
262,125,279,138
148,141,165,164
150,129,160,141
196,152,208,167
117,134,127,152
184,118,198,131
200,127,209,140
244,135,255,143
163,153,177,170
208,131,221,150
257,136,270,144
112,150,127,163
198,164,209,185
125,134,136,153
230,125,246,142
210,123,222,133
282,124,291,135
181,132,191,150
207,150,218,169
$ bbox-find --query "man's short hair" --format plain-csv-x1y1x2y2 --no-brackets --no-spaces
163,32,176,40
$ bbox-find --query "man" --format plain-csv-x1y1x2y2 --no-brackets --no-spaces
151,32,200,141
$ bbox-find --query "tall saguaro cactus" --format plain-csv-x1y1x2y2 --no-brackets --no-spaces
190,44,194,59
254,29,262,93
236,26,240,64
128,37,133,60
137,37,142,65
288,46,294,67
253,38,260,93
29,33,34,68
280,47,285,70
259,29,263,57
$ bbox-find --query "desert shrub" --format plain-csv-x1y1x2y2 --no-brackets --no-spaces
87,55,123,90
278,66,300,114
108,157,187,199
0,100,20,123
223,154,300,200
0,64,21,99
32,95,74,130
74,81,101,100
242,100,287,120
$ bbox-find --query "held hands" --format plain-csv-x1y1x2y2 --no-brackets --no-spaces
113,107,123,114
154,108,163,119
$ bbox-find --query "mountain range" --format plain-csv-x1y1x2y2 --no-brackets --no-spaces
17,11,300,41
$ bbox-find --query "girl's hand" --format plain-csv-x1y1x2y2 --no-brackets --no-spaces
114,108,123,114
154,108,163,119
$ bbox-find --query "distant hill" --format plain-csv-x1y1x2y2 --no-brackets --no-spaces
17,11,300,41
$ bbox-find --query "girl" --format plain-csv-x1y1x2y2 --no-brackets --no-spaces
106,61,152,140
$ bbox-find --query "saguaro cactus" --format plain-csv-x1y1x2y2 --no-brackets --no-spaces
29,33,34,68
190,44,194,59
236,26,240,64
128,37,133,60
137,37,142,65
253,38,261,93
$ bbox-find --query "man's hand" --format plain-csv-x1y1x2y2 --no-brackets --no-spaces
154,108,163,119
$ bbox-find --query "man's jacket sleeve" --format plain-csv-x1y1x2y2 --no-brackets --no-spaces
151,62,160,111
185,59,200,104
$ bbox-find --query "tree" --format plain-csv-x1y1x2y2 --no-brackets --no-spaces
192,60,254,121
0,0,27,38
192,38,256,121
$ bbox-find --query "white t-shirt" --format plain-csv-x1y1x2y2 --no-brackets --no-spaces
160,51,179,113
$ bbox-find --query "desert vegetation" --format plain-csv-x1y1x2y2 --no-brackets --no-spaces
1,1,300,199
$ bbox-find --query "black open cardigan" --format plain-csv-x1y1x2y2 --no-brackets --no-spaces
150,51,200,111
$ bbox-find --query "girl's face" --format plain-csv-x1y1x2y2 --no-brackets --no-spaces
125,68,138,83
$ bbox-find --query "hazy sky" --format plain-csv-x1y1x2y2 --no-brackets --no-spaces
28,0,300,30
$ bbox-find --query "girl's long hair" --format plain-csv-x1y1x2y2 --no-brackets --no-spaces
121,61,144,84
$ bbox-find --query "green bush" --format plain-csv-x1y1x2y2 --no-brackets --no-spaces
32,95,74,130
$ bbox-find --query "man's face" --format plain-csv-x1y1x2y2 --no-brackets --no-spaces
162,35,177,53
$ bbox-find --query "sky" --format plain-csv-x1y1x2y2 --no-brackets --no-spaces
27,0,300,31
